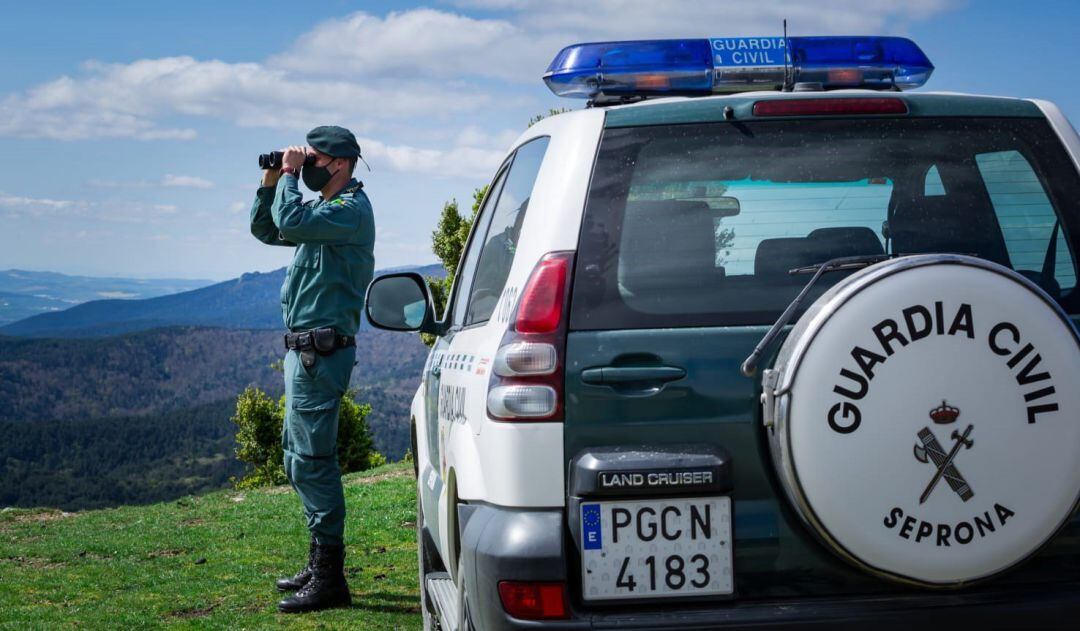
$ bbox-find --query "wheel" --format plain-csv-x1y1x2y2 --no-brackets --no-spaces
764,254,1080,586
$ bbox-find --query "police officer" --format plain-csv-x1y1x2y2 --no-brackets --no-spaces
249,125,375,613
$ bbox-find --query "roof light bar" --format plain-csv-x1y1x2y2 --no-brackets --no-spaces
543,36,933,99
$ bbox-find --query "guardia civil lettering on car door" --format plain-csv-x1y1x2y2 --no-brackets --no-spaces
364,34,1080,630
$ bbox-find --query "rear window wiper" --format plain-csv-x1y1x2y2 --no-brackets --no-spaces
740,254,893,377
787,253,891,275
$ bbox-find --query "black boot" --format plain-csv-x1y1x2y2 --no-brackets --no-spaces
276,536,316,592
277,543,352,613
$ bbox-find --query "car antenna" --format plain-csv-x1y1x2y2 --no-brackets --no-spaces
782,19,794,92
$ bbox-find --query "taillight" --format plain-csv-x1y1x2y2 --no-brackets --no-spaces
515,255,569,334
494,342,557,376
487,251,573,422
752,97,908,117
487,385,558,418
497,581,569,620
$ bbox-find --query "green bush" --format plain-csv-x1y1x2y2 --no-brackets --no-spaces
231,386,383,489
232,387,284,489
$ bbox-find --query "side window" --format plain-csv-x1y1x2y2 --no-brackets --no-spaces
464,137,550,325
449,168,508,327
976,150,1077,295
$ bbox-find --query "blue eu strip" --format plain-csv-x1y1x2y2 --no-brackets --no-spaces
582,504,603,550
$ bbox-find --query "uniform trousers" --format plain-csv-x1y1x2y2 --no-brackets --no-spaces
282,346,356,545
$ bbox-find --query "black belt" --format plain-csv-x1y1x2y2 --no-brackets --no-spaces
284,328,355,353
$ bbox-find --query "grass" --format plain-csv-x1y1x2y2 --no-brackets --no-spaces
0,462,422,630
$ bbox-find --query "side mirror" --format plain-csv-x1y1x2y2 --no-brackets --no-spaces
365,272,440,334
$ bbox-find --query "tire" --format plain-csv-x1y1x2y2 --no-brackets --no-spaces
764,254,1080,586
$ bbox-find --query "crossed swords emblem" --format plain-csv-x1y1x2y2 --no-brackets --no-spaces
913,401,975,504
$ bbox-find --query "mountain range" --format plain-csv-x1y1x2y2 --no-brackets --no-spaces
0,269,214,326
0,263,444,338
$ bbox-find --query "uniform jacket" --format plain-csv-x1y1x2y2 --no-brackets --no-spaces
250,174,375,337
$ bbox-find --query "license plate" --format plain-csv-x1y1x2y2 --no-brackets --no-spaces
580,496,733,601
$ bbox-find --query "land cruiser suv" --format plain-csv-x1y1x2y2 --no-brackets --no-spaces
365,37,1080,630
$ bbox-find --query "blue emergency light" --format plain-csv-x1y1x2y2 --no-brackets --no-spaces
543,36,933,99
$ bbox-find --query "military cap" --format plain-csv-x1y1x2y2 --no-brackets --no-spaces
306,125,362,159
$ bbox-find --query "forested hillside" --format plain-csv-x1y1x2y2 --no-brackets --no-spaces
0,326,426,422
0,328,281,420
0,263,440,509
0,401,242,510
0,325,429,508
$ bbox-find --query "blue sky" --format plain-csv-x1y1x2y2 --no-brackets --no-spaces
1,0,1078,280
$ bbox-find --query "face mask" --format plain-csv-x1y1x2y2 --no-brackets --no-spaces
302,159,338,192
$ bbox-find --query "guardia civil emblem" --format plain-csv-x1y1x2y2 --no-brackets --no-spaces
913,401,974,504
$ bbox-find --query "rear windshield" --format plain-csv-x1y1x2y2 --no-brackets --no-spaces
571,117,1080,330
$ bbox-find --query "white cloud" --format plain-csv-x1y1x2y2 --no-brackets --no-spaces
455,125,519,149
447,0,528,8
88,174,215,189
274,9,527,80
451,0,958,37
362,135,505,179
0,55,488,141
0,193,84,211
161,174,214,189
279,2,958,85
85,179,132,189
0,0,957,180
356,120,519,179
0,193,92,219
0,193,188,223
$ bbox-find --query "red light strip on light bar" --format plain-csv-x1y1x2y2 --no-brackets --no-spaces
753,98,908,117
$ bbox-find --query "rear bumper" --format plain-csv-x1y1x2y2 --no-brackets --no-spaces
459,503,1080,631
586,585,1080,630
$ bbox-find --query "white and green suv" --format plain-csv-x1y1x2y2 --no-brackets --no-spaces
365,36,1080,630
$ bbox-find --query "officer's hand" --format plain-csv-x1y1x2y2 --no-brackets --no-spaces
261,168,282,187
282,145,307,170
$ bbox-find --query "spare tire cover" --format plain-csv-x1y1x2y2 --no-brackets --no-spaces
766,254,1080,586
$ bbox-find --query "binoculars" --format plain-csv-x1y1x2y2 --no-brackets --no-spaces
258,151,317,170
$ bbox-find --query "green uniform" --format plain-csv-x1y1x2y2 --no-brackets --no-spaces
250,173,375,546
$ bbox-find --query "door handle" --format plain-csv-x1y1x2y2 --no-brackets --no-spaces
581,366,686,386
